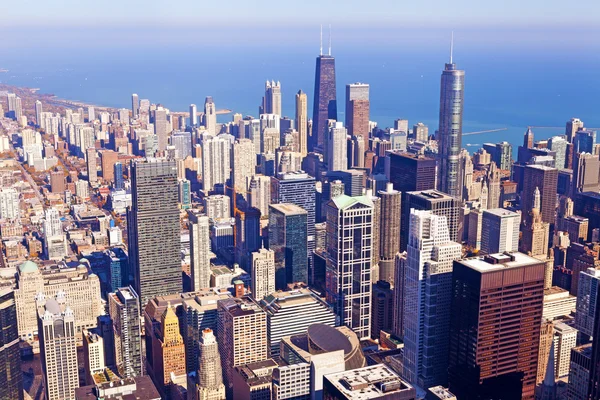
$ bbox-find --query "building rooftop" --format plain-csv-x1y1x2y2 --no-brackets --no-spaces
269,203,307,215
460,252,543,272
330,194,374,210
428,385,457,400
324,364,415,399
483,208,520,217
407,189,455,201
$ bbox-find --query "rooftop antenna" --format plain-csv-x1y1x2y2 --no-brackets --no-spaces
450,31,454,64
328,24,332,56
320,25,323,56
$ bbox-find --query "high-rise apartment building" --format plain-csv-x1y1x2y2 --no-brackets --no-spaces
0,289,23,400
437,55,465,198
554,321,578,379
522,164,559,224
0,187,20,220
128,160,181,305
190,328,226,400
189,103,197,127
131,93,139,118
480,208,520,254
378,183,401,284
345,83,370,137
232,139,256,198
576,268,600,338
154,107,169,152
251,248,276,300
295,90,308,156
108,286,142,378
327,121,348,171
311,44,336,153
269,203,308,288
188,211,212,291
100,150,118,183
37,296,79,400
248,174,271,218
325,194,374,339
217,296,268,397
204,96,217,135
403,210,462,389
201,135,231,194
203,194,231,220
35,100,43,127
448,253,545,400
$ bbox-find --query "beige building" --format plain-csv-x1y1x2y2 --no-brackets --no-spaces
12,260,102,348
251,248,275,300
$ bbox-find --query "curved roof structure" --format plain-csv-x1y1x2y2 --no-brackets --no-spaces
19,260,38,273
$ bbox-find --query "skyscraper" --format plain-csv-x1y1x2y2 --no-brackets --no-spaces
132,93,139,118
154,107,169,153
268,203,308,287
193,328,226,400
247,174,271,218
37,295,79,400
188,211,211,291
201,135,231,194
189,103,197,127
566,118,584,143
295,90,308,156
35,100,43,127
548,136,568,170
378,183,401,284
345,83,370,137
232,139,256,198
480,208,520,254
403,210,462,389
437,42,465,198
156,304,186,393
108,286,142,378
263,80,282,116
448,253,545,400
325,194,374,339
128,160,181,305
251,248,276,300
311,30,337,153
113,161,124,190
204,96,217,135
327,121,348,171
522,165,559,224
572,152,600,197
0,289,23,400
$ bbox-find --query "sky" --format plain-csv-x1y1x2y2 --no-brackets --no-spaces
2,0,599,49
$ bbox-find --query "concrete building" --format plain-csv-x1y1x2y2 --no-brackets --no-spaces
108,286,142,378
82,329,105,385
0,187,19,219
204,97,217,135
327,122,348,171
553,321,577,379
202,135,231,193
572,152,600,197
325,195,374,339
480,208,520,254
233,139,256,198
204,194,231,220
251,248,276,300
188,328,226,400
189,211,212,291
378,183,401,284
522,165,558,224
248,175,271,218
295,90,308,156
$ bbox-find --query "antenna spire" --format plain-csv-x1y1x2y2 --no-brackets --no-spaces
450,31,454,64
320,25,323,56
328,24,332,56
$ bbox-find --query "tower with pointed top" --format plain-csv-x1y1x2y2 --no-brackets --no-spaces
437,35,465,199
156,303,186,393
193,328,226,400
311,26,337,153
263,80,282,117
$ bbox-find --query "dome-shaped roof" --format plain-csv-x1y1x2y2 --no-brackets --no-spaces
19,260,38,273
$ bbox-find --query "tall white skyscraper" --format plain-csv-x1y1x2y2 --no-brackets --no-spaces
154,107,169,152
481,208,521,254
327,121,348,171
204,97,217,135
232,139,256,198
189,103,197,127
295,90,308,156
44,207,62,238
251,248,275,300
87,106,95,122
189,211,212,291
201,135,231,194
35,100,43,127
247,175,271,218
263,80,282,116
131,93,139,118
403,209,462,389
325,194,374,339
0,187,20,219
37,295,79,400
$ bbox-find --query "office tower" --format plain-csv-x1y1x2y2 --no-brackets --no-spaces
437,49,465,198
554,321,578,379
485,162,501,209
271,172,316,278
108,286,142,378
100,150,118,182
234,206,262,266
402,190,460,250
548,136,568,170
573,152,600,197
522,165,558,224
576,268,600,338
192,328,226,400
480,208,520,254
35,99,43,126
520,193,550,257
523,127,534,149
128,160,181,305
371,280,394,340
204,96,217,135
188,211,211,291
327,121,348,171
154,107,169,152
403,210,462,389
574,130,597,154
568,344,592,400
189,103,197,127
562,215,589,244
345,83,370,137
0,289,23,400
37,295,79,400
352,134,365,167
251,248,276,300
217,296,268,396
269,203,308,288
263,80,282,116
311,35,337,152
129,93,139,118
113,161,124,190
260,288,336,357
247,175,271,218
412,122,429,142
378,183,401,284
448,253,545,400
325,194,374,339
566,118,585,142
154,304,186,394
82,329,105,385
232,139,256,198
0,187,19,219
50,170,65,193
483,141,513,170
171,131,192,159
179,178,191,208
295,90,308,156
388,152,436,193
203,194,231,220
201,135,231,193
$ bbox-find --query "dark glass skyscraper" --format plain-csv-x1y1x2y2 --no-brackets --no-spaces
311,50,337,153
127,160,181,305
0,289,23,400
437,55,465,198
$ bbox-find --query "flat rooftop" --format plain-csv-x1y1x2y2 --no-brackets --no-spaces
483,208,520,217
460,252,543,272
324,364,414,399
269,203,307,215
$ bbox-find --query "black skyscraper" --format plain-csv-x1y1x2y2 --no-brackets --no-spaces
0,289,23,400
311,35,337,153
